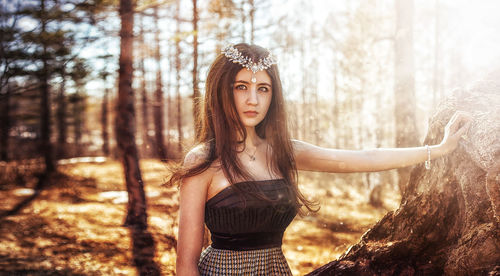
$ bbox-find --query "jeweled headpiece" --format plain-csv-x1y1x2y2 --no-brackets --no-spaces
221,44,277,83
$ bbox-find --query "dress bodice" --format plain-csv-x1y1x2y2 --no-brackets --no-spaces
204,179,298,251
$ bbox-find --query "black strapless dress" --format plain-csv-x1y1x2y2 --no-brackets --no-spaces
198,179,298,275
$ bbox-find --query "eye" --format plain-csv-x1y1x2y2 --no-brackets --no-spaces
235,84,247,91
258,86,270,92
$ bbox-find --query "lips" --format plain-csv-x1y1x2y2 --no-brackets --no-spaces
243,111,258,117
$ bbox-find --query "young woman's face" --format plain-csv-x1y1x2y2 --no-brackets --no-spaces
232,68,273,128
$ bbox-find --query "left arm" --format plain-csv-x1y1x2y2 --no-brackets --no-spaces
294,111,472,173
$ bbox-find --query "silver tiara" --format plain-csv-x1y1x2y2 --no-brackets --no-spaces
221,45,277,82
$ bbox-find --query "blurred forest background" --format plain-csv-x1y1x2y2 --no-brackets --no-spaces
1,0,500,275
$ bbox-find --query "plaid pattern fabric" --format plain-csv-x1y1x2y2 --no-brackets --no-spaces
198,246,292,275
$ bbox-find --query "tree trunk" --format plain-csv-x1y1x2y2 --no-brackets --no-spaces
369,79,389,207
153,6,167,160
72,93,84,156
117,0,148,229
192,0,201,140
102,86,110,156
166,42,173,151
138,15,151,158
332,55,340,148
56,73,67,159
248,0,255,44
300,41,307,141
117,3,161,273
394,0,418,195
238,0,246,41
308,80,500,275
40,65,54,172
175,0,183,154
40,0,54,173
433,0,441,109
0,83,10,161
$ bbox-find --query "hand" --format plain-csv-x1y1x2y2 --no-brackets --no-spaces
439,111,473,154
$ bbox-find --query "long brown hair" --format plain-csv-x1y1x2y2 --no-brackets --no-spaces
169,43,317,214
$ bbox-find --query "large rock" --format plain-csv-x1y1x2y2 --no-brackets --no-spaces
308,79,500,275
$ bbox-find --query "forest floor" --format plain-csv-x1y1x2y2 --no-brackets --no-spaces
0,159,399,275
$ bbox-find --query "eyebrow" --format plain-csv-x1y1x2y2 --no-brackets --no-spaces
234,80,272,87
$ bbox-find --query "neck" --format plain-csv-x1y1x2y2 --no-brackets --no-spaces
244,127,261,148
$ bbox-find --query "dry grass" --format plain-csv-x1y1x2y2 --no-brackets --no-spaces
0,160,399,275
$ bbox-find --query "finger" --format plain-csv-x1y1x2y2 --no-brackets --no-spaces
448,112,459,125
455,111,474,125
456,111,473,121
447,111,465,128
454,122,470,137
449,120,471,139
451,113,473,133
459,116,473,132
448,115,463,133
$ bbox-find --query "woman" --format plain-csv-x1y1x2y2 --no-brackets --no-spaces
173,43,471,275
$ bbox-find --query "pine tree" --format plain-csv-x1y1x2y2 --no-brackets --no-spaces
174,0,183,154
3,0,109,169
116,0,148,229
152,4,167,160
192,0,201,140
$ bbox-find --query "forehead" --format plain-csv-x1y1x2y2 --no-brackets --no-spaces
234,68,271,83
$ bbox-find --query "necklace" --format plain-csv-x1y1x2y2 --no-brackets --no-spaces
244,146,258,161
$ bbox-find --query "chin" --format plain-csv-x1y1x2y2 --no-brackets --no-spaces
241,119,264,128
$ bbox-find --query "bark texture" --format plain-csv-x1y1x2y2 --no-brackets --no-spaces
101,86,110,156
192,0,201,140
0,84,10,161
56,74,67,159
39,0,54,173
174,0,183,154
153,6,167,160
308,80,500,275
116,0,148,229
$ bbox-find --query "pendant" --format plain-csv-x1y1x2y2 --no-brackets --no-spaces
251,76,257,83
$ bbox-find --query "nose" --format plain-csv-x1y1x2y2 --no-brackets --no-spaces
246,85,258,105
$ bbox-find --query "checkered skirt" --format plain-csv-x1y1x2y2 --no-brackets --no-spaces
198,246,292,275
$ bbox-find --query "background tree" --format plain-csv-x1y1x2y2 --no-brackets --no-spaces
38,0,56,173
137,12,152,158
55,64,68,159
152,4,167,160
2,0,108,167
394,0,419,194
174,0,183,154
433,0,442,109
192,0,201,140
0,83,11,161
100,70,111,156
116,1,161,274
166,40,173,152
0,4,25,162
116,0,148,229
67,58,90,157
208,0,236,52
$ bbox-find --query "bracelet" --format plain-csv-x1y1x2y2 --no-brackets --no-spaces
425,145,431,170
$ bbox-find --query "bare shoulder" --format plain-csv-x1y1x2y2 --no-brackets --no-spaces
181,143,214,193
183,143,210,169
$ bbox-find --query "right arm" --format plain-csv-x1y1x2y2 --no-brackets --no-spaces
176,148,212,275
